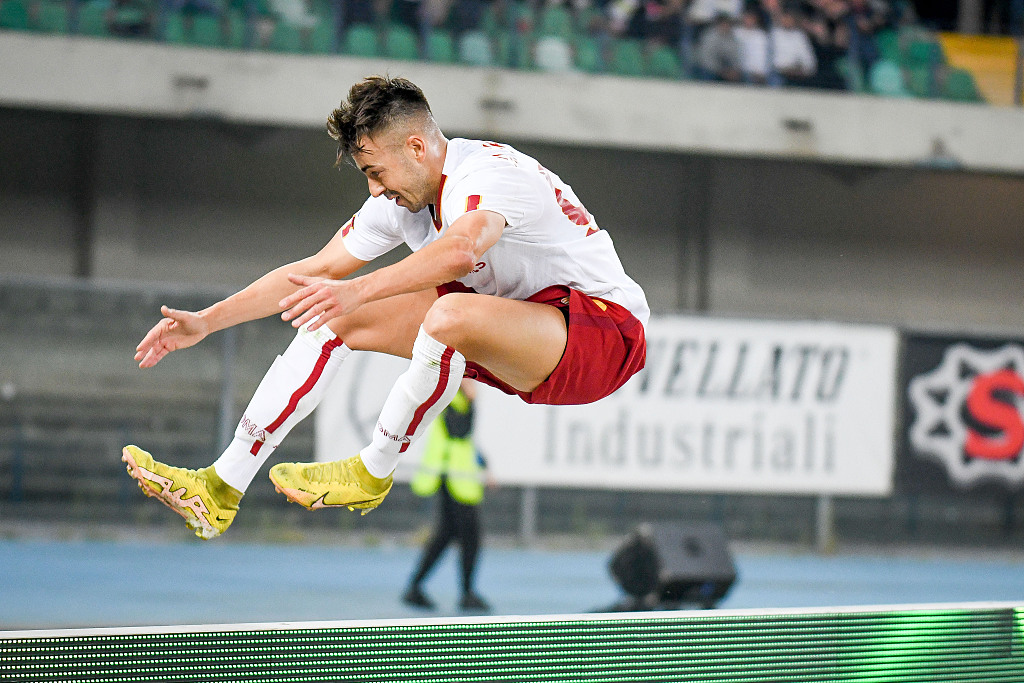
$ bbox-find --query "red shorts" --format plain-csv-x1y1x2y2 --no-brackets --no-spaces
436,283,646,406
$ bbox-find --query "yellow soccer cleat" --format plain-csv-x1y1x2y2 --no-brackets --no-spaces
121,445,242,540
269,455,392,515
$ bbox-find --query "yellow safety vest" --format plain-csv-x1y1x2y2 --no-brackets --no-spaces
409,390,485,505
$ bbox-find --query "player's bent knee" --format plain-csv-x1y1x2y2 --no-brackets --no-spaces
421,294,475,347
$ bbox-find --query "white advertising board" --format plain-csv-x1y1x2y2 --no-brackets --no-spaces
316,315,899,496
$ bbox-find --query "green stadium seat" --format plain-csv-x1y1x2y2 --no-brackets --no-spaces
834,55,865,92
308,17,334,52
0,0,30,30
163,11,186,42
458,29,493,66
225,8,246,48
425,28,455,63
573,34,602,73
875,28,900,63
383,23,419,61
76,0,108,35
344,23,378,57
495,29,532,69
943,67,983,103
906,64,934,97
269,20,302,52
35,1,70,33
905,38,943,67
608,38,645,77
867,58,911,97
537,4,572,40
647,44,680,79
190,13,222,46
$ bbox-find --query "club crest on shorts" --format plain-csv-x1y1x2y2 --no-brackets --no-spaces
908,343,1024,487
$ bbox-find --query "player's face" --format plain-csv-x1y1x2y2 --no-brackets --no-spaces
353,133,434,213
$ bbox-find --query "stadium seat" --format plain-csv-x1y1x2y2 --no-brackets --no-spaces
269,20,302,52
647,44,681,79
458,29,493,66
163,11,187,42
943,67,983,103
906,64,934,97
495,29,532,69
905,38,944,67
875,28,901,63
867,59,911,97
225,9,246,48
573,34,602,73
0,0,30,30
308,17,334,53
344,23,378,57
425,28,456,63
537,4,572,40
76,0,108,36
34,1,70,33
534,35,572,72
190,13,222,46
608,38,645,77
383,23,419,61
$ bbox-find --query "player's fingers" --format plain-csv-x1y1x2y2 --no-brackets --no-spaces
279,284,317,312
281,289,324,321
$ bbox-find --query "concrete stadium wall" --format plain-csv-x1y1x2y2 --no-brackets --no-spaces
2,107,1023,332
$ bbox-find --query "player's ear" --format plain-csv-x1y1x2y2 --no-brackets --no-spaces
405,134,427,162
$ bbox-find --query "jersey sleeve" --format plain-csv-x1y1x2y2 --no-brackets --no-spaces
340,195,406,262
441,164,543,231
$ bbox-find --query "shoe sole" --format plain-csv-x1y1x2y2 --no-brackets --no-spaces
121,447,220,540
268,471,386,516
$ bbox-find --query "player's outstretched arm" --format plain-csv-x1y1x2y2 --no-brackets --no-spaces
135,226,368,368
279,210,505,331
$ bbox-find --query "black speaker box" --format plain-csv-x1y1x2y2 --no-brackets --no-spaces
608,522,737,610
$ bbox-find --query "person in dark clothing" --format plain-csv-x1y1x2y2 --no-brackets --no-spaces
402,379,491,612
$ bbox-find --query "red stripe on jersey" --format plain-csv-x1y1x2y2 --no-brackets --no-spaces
399,346,455,453
341,217,355,238
466,195,481,212
431,174,447,232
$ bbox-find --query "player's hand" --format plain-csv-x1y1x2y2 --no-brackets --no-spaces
134,306,210,368
279,274,361,331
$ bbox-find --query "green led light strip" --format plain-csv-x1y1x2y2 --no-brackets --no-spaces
2,603,1023,683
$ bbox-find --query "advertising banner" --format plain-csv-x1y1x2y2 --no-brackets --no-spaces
901,333,1024,491
317,315,899,496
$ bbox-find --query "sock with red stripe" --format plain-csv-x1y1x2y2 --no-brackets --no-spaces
211,323,351,492
360,327,465,478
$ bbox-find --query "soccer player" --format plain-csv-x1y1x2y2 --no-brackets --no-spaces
123,75,649,540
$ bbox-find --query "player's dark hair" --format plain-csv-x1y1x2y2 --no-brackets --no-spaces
327,76,433,167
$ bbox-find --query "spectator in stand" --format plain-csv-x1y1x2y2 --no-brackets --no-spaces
802,1,849,89
640,0,685,46
734,6,769,82
843,0,887,75
607,0,645,37
769,6,817,85
106,0,155,36
696,11,742,81
686,0,742,34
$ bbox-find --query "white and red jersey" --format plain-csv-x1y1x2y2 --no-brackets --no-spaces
340,137,650,326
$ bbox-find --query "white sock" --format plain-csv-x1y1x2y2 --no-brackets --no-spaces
212,323,351,492
360,327,466,478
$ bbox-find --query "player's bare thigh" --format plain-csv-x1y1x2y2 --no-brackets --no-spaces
422,293,568,393
325,288,438,358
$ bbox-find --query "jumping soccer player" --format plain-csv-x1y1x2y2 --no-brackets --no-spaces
123,75,649,539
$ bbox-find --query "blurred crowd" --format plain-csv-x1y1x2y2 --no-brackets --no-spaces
3,0,1012,99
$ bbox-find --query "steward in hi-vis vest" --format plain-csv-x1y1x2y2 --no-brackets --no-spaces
410,389,486,506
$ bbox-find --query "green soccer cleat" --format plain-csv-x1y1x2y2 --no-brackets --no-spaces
121,445,242,540
269,455,392,514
